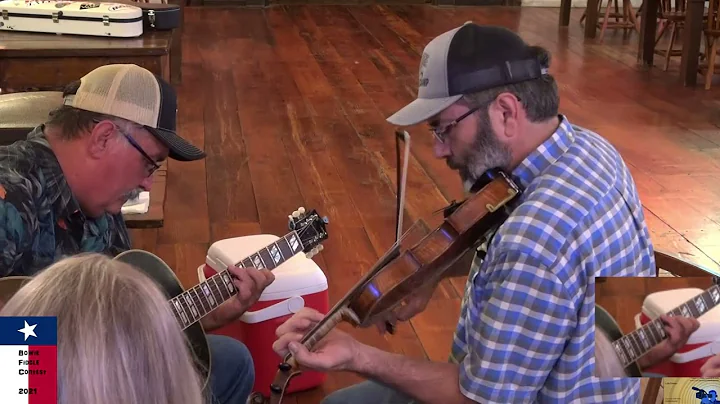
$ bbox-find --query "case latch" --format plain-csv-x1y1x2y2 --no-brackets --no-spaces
147,10,155,28
102,15,109,26
52,12,59,23
1,10,8,20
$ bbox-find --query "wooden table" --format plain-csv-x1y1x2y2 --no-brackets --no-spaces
0,29,174,92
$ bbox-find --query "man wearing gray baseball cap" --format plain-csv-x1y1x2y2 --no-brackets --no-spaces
271,23,687,404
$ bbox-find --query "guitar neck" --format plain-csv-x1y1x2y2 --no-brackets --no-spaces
168,231,307,330
612,284,720,368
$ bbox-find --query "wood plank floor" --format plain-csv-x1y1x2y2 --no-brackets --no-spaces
129,5,720,402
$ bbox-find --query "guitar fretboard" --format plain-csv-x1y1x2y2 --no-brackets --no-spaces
168,231,305,330
611,284,720,368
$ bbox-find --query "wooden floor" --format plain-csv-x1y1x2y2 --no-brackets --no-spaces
128,5,720,402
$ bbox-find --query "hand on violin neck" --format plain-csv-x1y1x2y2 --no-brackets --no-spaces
273,308,365,372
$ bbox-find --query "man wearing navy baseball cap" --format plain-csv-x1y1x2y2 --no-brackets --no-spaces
272,23,697,403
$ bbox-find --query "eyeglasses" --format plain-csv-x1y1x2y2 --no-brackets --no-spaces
429,106,481,144
94,119,161,177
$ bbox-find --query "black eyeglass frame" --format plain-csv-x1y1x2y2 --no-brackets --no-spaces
93,119,161,177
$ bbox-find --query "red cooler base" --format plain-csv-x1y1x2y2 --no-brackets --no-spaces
203,265,329,396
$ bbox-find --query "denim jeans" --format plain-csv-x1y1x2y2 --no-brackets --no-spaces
206,334,255,404
321,380,416,404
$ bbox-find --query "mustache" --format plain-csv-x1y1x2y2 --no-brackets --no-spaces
123,188,143,201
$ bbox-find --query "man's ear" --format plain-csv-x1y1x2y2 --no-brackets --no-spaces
87,120,116,159
492,92,522,140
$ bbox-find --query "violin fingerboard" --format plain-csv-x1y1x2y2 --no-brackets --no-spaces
302,310,345,350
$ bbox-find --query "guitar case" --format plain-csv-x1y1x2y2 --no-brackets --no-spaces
125,1,179,31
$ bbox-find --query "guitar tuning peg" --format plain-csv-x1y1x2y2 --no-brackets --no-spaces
306,251,315,259
317,245,324,252
288,215,295,230
292,210,301,218
298,207,306,215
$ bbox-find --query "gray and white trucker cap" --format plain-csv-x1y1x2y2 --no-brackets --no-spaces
387,22,549,126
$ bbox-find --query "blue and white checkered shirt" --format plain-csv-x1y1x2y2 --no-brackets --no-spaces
450,116,655,403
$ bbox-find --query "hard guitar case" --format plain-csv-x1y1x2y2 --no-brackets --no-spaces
127,1,179,31
0,0,143,38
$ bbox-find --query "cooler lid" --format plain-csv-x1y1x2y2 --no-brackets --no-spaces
642,287,720,344
205,235,328,301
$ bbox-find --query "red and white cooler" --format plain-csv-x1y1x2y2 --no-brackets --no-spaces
635,287,720,377
197,234,330,396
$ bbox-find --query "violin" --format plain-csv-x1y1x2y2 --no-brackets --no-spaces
247,168,522,404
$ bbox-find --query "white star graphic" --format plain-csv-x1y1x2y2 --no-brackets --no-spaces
17,321,37,341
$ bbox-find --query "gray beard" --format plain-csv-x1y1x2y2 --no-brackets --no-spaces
457,117,513,195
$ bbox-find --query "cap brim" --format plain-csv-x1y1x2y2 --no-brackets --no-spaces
386,95,463,126
146,127,206,162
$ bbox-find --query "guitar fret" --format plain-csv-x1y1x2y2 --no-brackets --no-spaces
636,328,651,350
220,271,235,295
201,281,217,308
182,292,200,320
210,276,228,302
259,248,276,270
251,253,266,269
612,340,629,365
172,297,191,328
241,258,253,268
269,242,285,265
278,237,294,260
287,232,302,253
192,286,209,316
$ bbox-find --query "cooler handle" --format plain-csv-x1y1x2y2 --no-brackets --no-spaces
240,296,305,324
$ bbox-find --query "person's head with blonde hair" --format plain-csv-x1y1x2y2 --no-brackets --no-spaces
0,253,206,404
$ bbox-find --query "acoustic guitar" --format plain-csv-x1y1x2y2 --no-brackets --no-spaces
595,283,720,377
0,207,329,389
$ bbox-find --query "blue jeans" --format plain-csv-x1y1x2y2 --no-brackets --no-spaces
321,380,415,404
206,334,255,404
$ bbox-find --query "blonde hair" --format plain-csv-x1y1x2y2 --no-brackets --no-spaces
594,329,627,378
0,253,206,404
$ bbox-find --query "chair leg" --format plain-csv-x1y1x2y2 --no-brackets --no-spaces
663,22,677,71
598,0,614,42
705,38,719,90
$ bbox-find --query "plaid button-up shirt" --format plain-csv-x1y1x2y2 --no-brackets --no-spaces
450,116,654,403
0,126,131,277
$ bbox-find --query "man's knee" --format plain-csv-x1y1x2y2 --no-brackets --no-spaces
207,334,255,401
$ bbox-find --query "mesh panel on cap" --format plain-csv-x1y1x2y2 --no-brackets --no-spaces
72,65,161,128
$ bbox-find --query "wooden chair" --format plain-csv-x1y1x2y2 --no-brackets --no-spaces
701,0,720,89
581,0,638,42
654,0,688,71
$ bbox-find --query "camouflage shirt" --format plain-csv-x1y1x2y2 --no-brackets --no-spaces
0,126,131,277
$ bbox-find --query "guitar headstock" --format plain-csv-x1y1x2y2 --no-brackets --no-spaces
288,207,329,259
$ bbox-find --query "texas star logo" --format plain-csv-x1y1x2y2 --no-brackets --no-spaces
418,52,430,87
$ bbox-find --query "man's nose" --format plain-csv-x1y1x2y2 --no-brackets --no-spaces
140,176,153,192
433,139,451,159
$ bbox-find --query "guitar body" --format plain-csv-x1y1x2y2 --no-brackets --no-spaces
114,250,211,389
595,304,643,377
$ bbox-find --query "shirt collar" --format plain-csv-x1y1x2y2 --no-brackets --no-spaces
511,115,576,190
27,126,84,219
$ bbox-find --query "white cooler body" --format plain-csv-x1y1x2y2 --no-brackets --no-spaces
0,0,143,38
637,287,720,376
